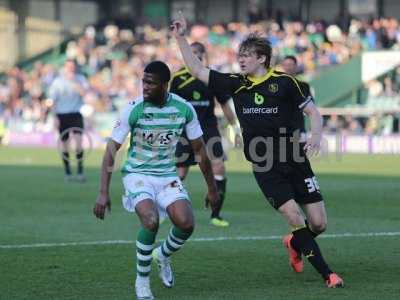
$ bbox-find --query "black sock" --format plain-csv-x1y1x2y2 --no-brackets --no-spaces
305,220,319,238
76,151,84,175
291,227,332,280
62,152,71,175
211,178,227,218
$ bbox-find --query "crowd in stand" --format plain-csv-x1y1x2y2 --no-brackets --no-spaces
0,16,400,138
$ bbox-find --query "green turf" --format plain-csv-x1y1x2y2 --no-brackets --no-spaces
1,147,399,299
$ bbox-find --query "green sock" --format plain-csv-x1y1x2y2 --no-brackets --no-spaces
160,226,192,258
136,227,157,277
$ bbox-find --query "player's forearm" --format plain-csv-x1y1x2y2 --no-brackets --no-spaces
221,102,238,126
175,35,209,84
99,140,120,195
308,109,323,137
196,147,218,192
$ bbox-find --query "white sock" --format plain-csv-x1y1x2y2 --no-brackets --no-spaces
135,275,150,285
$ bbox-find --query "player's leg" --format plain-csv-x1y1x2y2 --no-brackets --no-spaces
281,200,343,287
153,200,194,288
298,198,343,286
59,119,72,181
135,199,159,299
278,200,335,279
203,129,229,226
302,201,327,237
253,166,342,287
122,174,158,299
209,158,229,226
73,131,86,182
289,161,343,287
73,113,85,182
165,199,195,255
153,179,194,288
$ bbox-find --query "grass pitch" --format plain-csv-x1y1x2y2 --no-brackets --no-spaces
0,147,399,299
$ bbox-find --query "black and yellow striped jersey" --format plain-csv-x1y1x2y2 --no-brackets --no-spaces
209,68,313,162
170,68,230,129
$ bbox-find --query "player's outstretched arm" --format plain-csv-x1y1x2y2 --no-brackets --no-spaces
93,139,122,220
190,137,220,209
303,101,323,157
171,12,210,85
220,100,242,147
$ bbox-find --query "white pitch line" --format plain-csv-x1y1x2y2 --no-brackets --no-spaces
1,231,399,250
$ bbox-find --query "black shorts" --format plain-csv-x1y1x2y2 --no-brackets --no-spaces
252,158,323,210
57,112,84,141
176,126,226,167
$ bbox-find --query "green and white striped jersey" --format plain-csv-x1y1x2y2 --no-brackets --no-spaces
111,93,203,177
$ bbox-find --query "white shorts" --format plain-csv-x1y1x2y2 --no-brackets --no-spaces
122,173,190,220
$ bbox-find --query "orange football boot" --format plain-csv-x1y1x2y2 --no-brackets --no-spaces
326,273,344,288
283,234,304,273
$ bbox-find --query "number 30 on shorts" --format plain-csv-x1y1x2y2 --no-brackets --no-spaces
304,176,320,193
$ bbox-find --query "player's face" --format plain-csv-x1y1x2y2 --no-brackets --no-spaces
142,73,167,104
237,48,265,75
281,59,297,75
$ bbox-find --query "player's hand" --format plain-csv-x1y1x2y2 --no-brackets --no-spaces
206,187,220,212
170,11,187,37
93,193,111,220
304,133,322,157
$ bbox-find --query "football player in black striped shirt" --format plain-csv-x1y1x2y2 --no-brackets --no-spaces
170,13,344,288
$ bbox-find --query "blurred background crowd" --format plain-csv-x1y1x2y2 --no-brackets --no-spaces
0,11,400,140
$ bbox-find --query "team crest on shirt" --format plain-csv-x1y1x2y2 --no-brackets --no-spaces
268,83,279,93
144,113,153,120
113,119,121,129
193,91,201,100
169,113,178,121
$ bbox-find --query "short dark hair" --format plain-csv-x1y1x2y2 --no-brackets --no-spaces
239,33,272,67
144,61,171,83
190,42,206,54
283,55,297,65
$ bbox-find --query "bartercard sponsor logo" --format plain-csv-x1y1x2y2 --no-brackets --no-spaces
242,107,279,114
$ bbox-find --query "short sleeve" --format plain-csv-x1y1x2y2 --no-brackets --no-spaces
214,90,231,105
287,77,313,110
208,70,242,95
184,103,203,140
299,81,311,97
78,75,90,90
48,79,59,102
110,104,133,144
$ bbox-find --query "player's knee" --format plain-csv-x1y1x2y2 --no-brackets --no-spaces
141,213,159,232
212,160,225,175
176,217,194,234
279,202,303,226
311,220,327,234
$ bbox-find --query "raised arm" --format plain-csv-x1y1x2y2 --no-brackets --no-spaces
189,137,220,210
171,12,210,84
